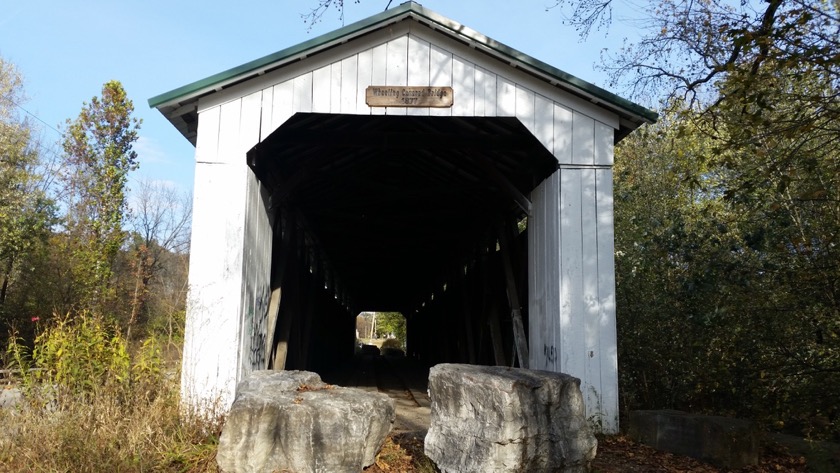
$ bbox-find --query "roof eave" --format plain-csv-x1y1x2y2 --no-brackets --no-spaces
149,1,657,144
148,5,417,109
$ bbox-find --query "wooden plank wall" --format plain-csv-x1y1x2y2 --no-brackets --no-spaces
528,165,618,432
183,20,620,428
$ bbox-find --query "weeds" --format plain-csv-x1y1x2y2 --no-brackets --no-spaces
0,313,222,473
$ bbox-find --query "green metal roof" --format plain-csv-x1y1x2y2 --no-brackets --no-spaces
149,1,656,127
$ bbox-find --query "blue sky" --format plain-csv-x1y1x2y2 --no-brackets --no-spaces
0,0,644,196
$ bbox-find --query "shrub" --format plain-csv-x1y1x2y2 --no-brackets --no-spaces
0,312,221,472
381,338,404,350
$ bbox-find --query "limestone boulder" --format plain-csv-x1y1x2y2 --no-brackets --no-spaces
424,363,597,473
217,370,395,473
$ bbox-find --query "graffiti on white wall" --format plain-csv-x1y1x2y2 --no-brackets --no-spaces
247,284,271,370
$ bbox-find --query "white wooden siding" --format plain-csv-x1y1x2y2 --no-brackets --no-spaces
596,169,619,431
184,18,621,431
181,159,249,412
239,31,615,164
451,55,475,116
528,166,619,432
429,45,452,117
407,36,431,117
197,23,620,160
238,172,273,380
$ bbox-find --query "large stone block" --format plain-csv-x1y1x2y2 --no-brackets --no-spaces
217,370,395,473
424,363,597,473
628,410,759,469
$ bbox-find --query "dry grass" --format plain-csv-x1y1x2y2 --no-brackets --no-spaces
0,375,222,473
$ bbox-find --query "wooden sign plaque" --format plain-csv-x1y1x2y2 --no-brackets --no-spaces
365,86,454,108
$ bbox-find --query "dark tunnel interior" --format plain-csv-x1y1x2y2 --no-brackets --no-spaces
246,113,558,373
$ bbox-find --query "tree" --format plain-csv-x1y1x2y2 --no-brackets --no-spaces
552,0,839,438
60,80,141,314
302,0,369,28
125,179,192,339
0,56,55,337
374,312,406,344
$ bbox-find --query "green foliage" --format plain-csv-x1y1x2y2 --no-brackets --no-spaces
6,313,168,406
551,0,840,440
32,314,130,393
0,56,55,334
0,312,220,472
61,80,141,312
375,312,407,347
614,95,840,438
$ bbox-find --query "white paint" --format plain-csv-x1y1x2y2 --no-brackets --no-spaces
183,17,623,431
386,35,408,116
340,56,358,114
181,159,249,414
312,65,331,113
572,112,596,165
451,55,475,116
580,168,600,423
429,44,452,117
596,168,619,432
528,165,619,432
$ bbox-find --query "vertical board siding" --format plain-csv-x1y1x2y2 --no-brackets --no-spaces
473,66,489,116
239,91,262,153
182,162,246,412
580,168,601,418
530,166,618,431
239,173,273,379
406,36,431,117
270,80,294,135
386,35,409,116
217,101,242,165
534,95,554,157
293,73,313,113
451,55,475,116
572,111,595,165
184,25,623,431
370,43,388,115
594,121,614,166
547,172,560,373
340,56,358,114
330,62,342,114
559,169,584,380
194,105,221,163
596,169,619,432
528,172,561,372
356,49,373,115
237,92,266,381
259,87,274,142
554,104,573,163
429,44,452,117
497,75,516,117
527,181,541,369
515,85,536,134
312,65,331,113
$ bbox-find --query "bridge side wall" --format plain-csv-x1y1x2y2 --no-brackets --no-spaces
182,20,621,430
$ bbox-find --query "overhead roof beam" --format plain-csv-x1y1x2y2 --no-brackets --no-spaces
472,151,533,216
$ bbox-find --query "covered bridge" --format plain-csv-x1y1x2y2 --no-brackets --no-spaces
149,1,655,433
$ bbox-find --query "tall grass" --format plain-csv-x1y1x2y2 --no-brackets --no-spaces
0,314,222,472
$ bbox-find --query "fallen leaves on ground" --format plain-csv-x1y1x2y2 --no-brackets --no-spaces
367,433,809,473
593,435,808,473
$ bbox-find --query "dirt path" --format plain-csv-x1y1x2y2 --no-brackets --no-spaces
321,354,431,434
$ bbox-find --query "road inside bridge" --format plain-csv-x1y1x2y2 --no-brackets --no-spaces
321,354,431,434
